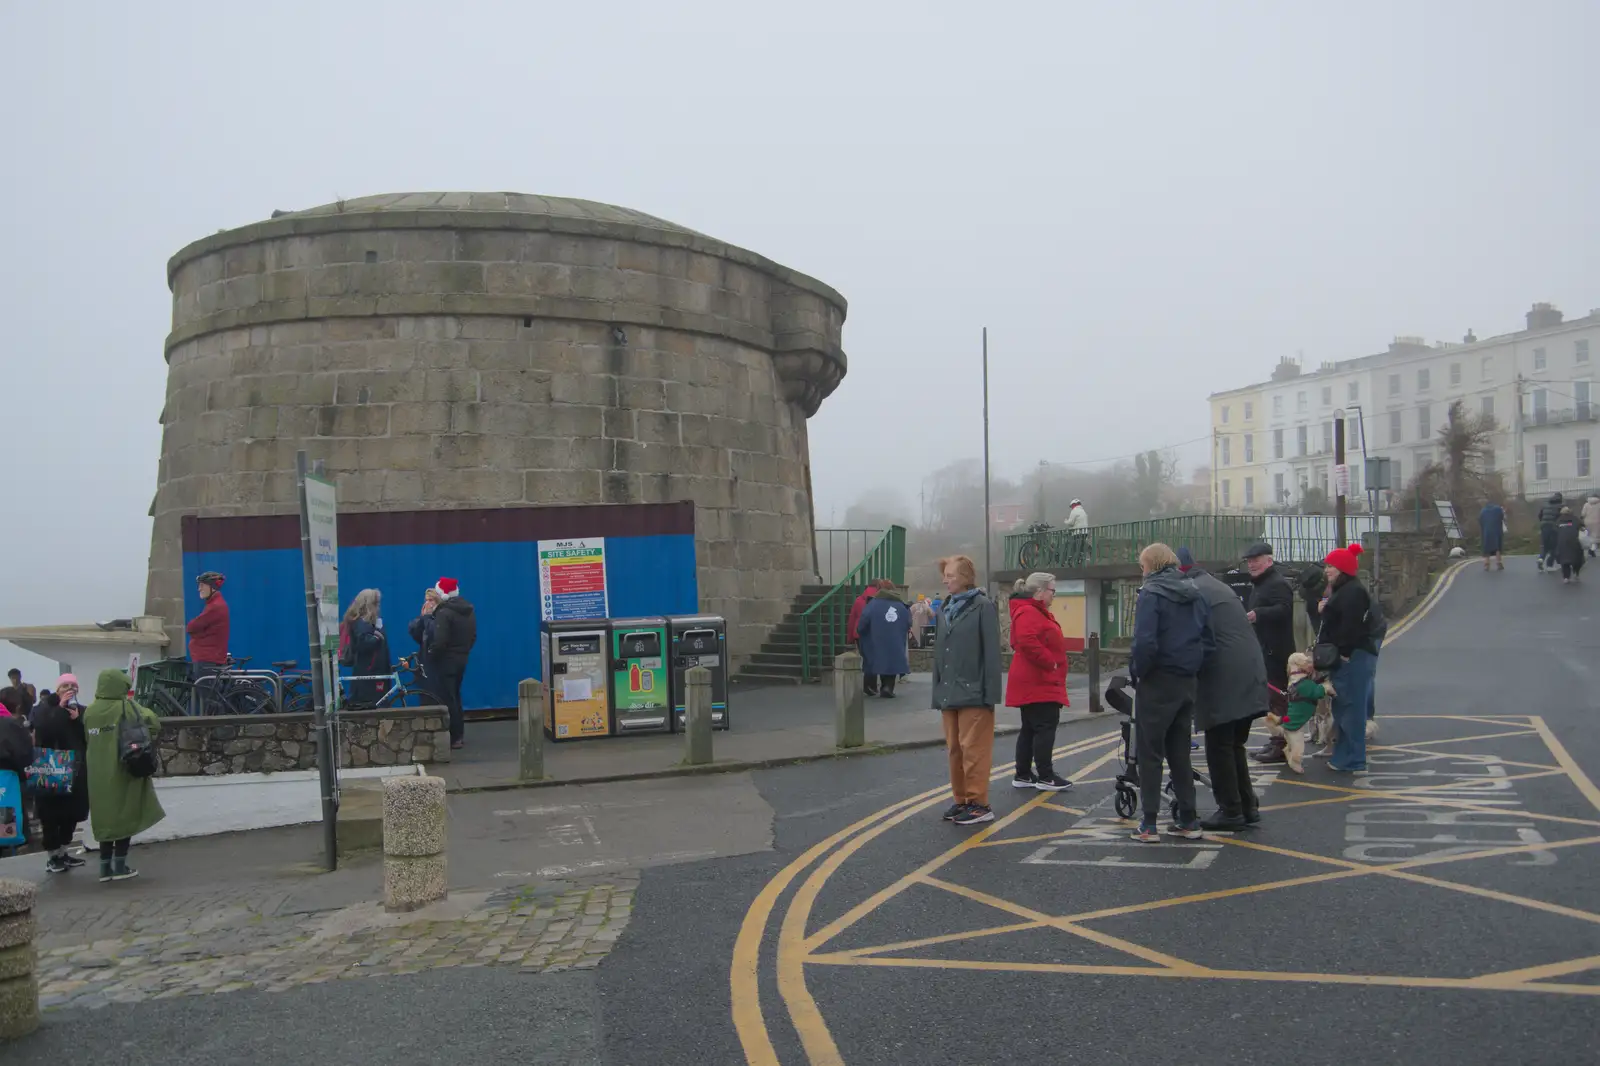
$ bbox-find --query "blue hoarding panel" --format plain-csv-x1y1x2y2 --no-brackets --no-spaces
182,533,698,710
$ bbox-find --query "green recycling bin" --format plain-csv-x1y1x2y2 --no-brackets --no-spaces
609,617,670,734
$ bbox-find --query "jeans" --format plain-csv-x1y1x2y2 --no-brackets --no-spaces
1015,702,1062,780
437,659,468,742
1540,525,1557,567
1367,636,1383,721
1330,649,1378,771
1134,672,1198,822
1204,717,1259,818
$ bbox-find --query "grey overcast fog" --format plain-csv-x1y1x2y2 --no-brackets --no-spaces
2,2,1596,673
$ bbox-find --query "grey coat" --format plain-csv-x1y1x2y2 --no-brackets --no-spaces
931,591,1003,711
1191,569,1268,731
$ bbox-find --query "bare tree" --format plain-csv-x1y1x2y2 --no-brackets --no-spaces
1437,399,1498,506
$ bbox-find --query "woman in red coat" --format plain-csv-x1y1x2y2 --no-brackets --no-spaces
1006,572,1073,791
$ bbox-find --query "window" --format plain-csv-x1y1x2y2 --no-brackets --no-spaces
1534,347,1547,371
1389,410,1403,444
1534,444,1549,481
1533,388,1548,425
1392,459,1402,489
1296,425,1308,456
1388,373,1401,396
1274,472,1285,502
1577,381,1591,421
1220,436,1232,465
1449,363,1461,387
1322,421,1333,453
1579,339,1591,364
1243,434,1254,462
1243,401,1254,420
1273,395,1283,416
1347,381,1359,403
1579,440,1592,479
1221,405,1231,424
1481,355,1493,381
1481,395,1494,418
1296,391,1307,412
1244,477,1255,506
1222,480,1232,507
1319,468,1330,496
1418,406,1431,440
1349,463,1360,495
1273,429,1284,459
1321,386,1332,406
1417,368,1431,391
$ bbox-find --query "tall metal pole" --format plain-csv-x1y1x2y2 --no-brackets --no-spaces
982,327,992,585
1334,411,1347,545
296,450,338,872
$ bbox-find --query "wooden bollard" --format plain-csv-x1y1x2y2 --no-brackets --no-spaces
834,651,865,748
518,678,545,783
0,878,38,1040
1087,632,1104,713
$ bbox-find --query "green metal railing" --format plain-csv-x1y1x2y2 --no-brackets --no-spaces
800,525,906,683
1003,513,1390,570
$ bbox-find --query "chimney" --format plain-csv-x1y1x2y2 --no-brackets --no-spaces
1463,328,1477,343
1526,302,1563,331
1269,356,1301,382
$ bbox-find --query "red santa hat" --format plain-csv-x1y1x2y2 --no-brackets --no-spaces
1323,542,1364,577
435,577,460,599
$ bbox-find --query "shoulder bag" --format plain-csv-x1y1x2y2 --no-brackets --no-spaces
25,748,76,795
118,702,160,779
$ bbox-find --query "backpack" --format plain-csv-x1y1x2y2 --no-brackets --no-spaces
1367,591,1389,642
337,621,355,668
118,703,160,779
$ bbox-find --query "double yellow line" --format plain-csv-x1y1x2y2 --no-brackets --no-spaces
1382,556,1473,645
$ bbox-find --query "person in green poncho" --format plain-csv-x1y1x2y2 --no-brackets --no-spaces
83,669,164,882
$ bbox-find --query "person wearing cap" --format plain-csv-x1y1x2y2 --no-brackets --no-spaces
186,571,231,675
1319,543,1379,772
1241,542,1294,764
430,578,477,749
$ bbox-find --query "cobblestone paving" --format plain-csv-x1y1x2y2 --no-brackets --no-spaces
35,875,637,1011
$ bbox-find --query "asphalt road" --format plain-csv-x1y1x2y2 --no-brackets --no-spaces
19,557,1599,1065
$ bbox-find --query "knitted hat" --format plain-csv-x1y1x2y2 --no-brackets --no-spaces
1324,542,1364,577
435,577,460,599
1176,546,1195,573
56,673,79,691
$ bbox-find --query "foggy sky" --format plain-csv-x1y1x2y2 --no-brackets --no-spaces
3,0,1597,647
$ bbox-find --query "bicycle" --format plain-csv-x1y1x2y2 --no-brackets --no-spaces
1016,522,1091,570
337,655,444,711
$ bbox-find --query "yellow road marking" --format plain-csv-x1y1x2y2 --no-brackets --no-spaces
1037,802,1086,815
1470,954,1600,986
1372,729,1540,749
805,953,1600,997
1530,716,1600,817
1382,558,1472,644
829,920,1048,959
970,828,1111,849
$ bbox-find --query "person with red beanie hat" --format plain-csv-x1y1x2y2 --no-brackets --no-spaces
1317,543,1378,772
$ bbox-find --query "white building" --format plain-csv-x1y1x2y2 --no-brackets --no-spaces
1210,302,1598,508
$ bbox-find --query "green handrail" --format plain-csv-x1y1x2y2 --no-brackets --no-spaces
1004,514,1364,569
799,525,906,683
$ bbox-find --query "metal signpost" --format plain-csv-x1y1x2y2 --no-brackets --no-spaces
981,327,992,585
296,451,341,871
1365,455,1393,583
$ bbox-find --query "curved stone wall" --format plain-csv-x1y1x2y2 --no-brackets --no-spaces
146,193,848,664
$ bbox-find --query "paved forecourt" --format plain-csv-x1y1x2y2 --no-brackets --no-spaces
733,558,1600,1065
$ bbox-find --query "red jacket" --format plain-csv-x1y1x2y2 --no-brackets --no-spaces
186,592,231,664
1005,595,1069,707
846,589,875,643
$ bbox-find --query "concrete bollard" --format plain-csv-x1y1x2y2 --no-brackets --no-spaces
834,651,865,748
518,678,545,783
0,878,38,1040
382,774,447,912
1086,632,1104,713
684,666,713,765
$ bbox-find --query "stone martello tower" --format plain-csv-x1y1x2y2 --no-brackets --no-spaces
146,192,847,662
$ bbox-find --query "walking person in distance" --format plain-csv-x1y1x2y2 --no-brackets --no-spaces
932,555,1003,827
1006,572,1074,793
1479,498,1506,571
1127,543,1211,842
431,578,476,750
856,581,912,697
1555,507,1586,583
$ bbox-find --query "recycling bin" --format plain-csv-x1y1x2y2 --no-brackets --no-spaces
609,616,671,734
542,620,613,741
668,615,729,731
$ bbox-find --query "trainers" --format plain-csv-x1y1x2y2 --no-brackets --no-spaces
1011,775,1036,789
45,855,68,875
954,804,995,825
1034,775,1074,792
1166,820,1204,840
941,802,968,821
1130,820,1160,842
1200,812,1246,831
61,852,86,868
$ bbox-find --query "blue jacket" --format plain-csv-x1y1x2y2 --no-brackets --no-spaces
857,592,912,677
1130,565,1213,681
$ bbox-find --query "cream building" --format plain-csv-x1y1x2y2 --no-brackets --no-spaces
1209,302,1599,510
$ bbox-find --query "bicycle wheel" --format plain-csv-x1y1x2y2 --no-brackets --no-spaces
226,679,276,715
150,685,191,719
1018,539,1042,570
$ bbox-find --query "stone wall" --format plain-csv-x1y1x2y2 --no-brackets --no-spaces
146,193,850,665
157,707,447,777
1359,529,1447,622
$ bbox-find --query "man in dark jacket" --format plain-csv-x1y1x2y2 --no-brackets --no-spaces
430,577,477,749
1537,492,1564,571
1242,542,1295,763
1182,551,1267,830
1128,543,1212,842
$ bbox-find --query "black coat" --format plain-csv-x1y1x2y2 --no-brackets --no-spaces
1246,564,1296,687
1555,519,1585,567
1319,573,1377,658
432,597,477,666
1298,565,1327,634
30,695,89,823
1191,570,1268,730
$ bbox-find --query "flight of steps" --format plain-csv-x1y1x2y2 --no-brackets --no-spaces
733,583,864,685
